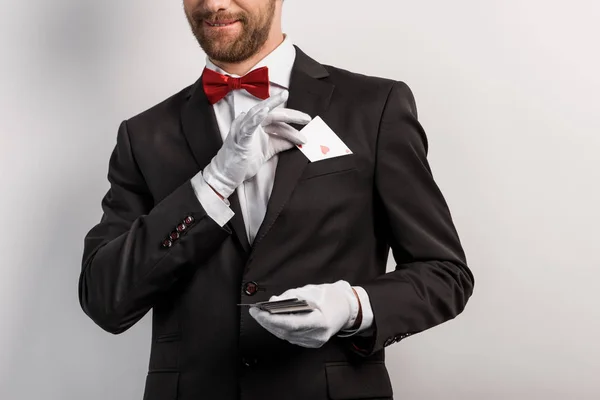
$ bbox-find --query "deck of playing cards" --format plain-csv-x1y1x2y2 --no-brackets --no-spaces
238,298,315,314
296,116,353,162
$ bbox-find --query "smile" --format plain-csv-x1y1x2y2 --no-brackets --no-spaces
205,20,239,27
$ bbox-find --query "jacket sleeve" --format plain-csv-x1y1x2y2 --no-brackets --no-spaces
346,82,475,357
78,120,231,334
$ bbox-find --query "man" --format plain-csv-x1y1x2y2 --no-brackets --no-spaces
78,0,475,399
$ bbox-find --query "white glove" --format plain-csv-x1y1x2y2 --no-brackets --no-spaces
203,91,311,199
248,280,360,349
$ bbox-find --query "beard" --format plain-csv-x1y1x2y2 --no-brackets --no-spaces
185,0,276,63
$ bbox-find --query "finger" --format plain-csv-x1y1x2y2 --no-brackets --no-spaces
269,291,300,302
248,307,265,320
262,108,312,126
287,310,321,332
251,307,288,325
230,111,247,131
263,122,307,145
239,92,290,136
245,91,288,120
250,308,295,331
239,108,269,137
258,309,315,332
265,129,306,147
267,326,291,342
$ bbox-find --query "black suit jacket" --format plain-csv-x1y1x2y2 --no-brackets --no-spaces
79,46,474,400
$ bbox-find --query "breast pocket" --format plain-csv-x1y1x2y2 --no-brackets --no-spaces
299,155,357,181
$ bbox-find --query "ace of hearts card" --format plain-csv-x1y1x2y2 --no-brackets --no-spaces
296,116,353,162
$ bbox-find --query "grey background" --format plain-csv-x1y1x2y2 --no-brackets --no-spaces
1,0,599,399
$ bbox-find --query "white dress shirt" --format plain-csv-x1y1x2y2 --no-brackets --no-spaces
190,34,373,336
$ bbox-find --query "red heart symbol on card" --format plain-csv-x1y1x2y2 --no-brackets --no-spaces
320,145,330,155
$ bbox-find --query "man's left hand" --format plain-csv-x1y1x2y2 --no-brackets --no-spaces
248,280,359,348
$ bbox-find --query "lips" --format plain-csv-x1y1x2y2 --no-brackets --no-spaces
205,20,239,27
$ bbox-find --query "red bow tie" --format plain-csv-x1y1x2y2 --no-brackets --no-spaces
202,66,270,104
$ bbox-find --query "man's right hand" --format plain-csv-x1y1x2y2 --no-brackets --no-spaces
203,91,311,199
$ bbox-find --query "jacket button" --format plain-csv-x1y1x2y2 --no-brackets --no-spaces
184,216,194,225
162,239,172,248
244,282,259,296
176,223,187,233
241,357,258,367
170,231,180,241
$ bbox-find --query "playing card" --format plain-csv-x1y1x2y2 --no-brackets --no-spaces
238,298,316,314
260,301,308,310
266,304,314,314
238,298,302,307
296,116,353,162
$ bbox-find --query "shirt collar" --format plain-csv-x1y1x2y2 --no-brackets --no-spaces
204,33,296,89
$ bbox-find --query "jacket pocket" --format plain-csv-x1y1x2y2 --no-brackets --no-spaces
143,371,179,400
325,361,393,399
299,155,357,181
149,337,180,372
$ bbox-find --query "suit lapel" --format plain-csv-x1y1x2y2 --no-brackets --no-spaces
250,46,335,253
181,77,251,253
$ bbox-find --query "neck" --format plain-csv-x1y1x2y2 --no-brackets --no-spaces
210,32,285,76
